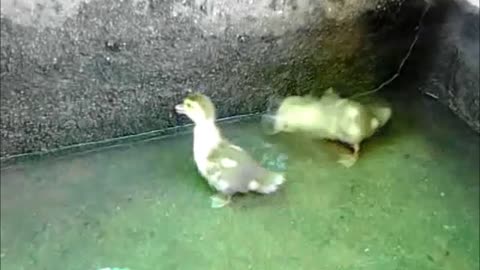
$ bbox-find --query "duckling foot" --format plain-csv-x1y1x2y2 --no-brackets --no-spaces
210,194,231,208
337,154,358,168
338,144,359,168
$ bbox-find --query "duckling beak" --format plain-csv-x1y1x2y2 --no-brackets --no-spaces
175,104,186,115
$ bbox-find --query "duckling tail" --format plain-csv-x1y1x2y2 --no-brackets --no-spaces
369,106,392,127
251,171,286,194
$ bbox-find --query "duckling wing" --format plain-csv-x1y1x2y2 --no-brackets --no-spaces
334,103,375,144
206,141,283,194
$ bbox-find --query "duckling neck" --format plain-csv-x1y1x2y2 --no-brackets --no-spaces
193,120,222,159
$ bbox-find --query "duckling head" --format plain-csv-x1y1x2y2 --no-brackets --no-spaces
175,92,216,124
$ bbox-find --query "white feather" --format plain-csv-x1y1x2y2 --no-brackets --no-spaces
248,180,260,191
216,180,230,192
346,106,359,118
230,145,244,151
193,122,221,178
220,158,238,168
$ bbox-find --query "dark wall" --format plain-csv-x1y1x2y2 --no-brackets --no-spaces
405,0,479,132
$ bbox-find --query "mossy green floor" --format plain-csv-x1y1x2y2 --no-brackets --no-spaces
1,92,479,270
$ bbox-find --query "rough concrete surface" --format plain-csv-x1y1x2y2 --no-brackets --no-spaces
412,0,479,132
1,0,478,160
0,0,405,159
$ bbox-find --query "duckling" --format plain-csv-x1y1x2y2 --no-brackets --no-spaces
264,88,392,167
261,95,323,135
319,88,392,167
175,92,286,208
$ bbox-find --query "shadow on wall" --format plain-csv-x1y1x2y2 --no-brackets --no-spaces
1,0,474,161
390,0,479,133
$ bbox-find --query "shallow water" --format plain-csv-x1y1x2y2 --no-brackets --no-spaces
1,91,479,270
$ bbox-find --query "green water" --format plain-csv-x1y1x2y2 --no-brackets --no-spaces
1,92,479,270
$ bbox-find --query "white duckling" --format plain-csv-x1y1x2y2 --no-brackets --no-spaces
264,88,392,167
175,92,286,208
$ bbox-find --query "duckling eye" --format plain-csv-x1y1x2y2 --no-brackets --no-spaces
185,102,192,108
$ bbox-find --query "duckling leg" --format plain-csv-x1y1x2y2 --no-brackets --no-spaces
210,193,232,208
338,143,360,168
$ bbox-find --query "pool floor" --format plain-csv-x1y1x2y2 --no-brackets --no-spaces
1,91,479,270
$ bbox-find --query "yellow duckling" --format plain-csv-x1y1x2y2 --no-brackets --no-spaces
264,88,392,167
175,92,286,208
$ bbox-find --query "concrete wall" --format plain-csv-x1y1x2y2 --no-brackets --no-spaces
408,0,479,132
0,0,478,161
0,0,400,159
